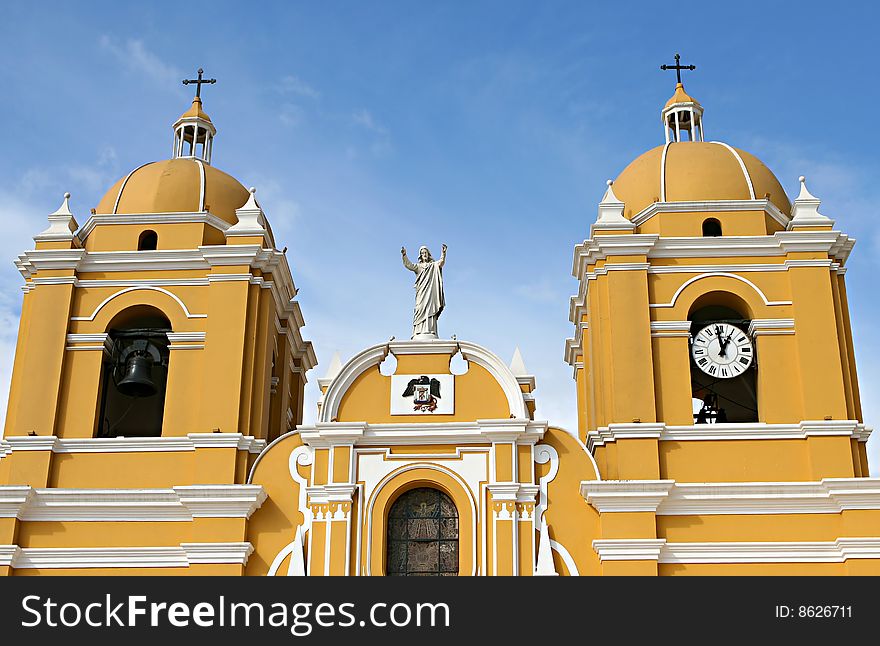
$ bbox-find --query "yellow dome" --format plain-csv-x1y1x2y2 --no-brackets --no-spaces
96,158,250,224
611,142,791,219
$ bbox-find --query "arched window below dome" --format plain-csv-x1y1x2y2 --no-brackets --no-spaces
138,230,158,251
386,487,459,576
702,218,722,237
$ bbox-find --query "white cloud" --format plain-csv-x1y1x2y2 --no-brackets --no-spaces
280,75,320,99
98,36,181,87
352,109,388,135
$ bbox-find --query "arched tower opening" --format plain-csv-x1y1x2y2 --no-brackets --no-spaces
702,218,722,237
138,230,158,250
96,305,171,438
688,293,757,424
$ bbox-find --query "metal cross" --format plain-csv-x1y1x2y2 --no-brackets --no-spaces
182,68,216,98
660,53,696,85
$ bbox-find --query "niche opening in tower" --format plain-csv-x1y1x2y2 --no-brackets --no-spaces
97,306,171,438
138,230,158,250
688,295,757,424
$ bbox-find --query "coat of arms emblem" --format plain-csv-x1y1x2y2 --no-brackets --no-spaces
402,375,442,412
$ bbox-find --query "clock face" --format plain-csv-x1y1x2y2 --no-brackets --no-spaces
691,323,753,378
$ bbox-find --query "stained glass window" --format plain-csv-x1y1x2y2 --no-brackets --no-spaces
386,487,459,576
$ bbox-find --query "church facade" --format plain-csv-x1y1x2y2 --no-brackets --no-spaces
1,71,878,576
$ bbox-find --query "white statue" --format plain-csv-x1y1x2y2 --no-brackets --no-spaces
401,244,447,339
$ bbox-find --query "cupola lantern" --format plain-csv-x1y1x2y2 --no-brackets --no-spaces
172,68,217,163
660,54,704,143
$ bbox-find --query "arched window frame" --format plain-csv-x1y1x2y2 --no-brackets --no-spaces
385,486,459,577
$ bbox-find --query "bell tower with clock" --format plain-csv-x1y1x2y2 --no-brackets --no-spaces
566,56,868,487
689,307,757,424
565,57,879,575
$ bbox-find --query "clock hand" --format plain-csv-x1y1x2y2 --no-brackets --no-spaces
714,326,728,358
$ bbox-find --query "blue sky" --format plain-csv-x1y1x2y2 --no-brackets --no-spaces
1,1,878,473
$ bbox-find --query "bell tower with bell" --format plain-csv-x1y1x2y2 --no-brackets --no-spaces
1,71,315,518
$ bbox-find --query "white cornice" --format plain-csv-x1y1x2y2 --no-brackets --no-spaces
592,539,666,562
517,375,537,391
5,542,254,569
579,478,880,516
563,336,582,368
586,421,870,450
571,234,660,278
3,436,59,451
0,486,34,517
569,256,850,328
487,482,541,510
592,538,880,563
658,538,880,563
66,333,109,344
182,542,254,565
571,230,854,282
389,339,460,355
748,318,795,336
630,199,789,228
167,332,206,344
581,480,675,512
0,546,18,567
173,485,267,518
306,483,358,506
646,259,838,274
585,423,664,449
77,212,231,241
17,244,302,312
299,419,548,448
0,484,266,521
650,320,691,337
1,434,266,454
15,245,313,368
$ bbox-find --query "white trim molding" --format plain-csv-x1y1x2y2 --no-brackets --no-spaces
748,318,795,336
586,420,870,450
1,434,266,454
580,480,675,512
0,486,33,517
320,338,529,422
650,272,792,309
71,286,207,321
592,538,880,564
585,423,664,450
77,211,231,241
580,478,880,516
570,230,854,282
4,542,254,569
0,485,267,521
658,538,880,564
592,539,666,562
166,332,206,343
299,419,548,448
650,321,691,338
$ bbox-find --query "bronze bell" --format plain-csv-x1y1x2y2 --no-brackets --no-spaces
117,352,157,397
